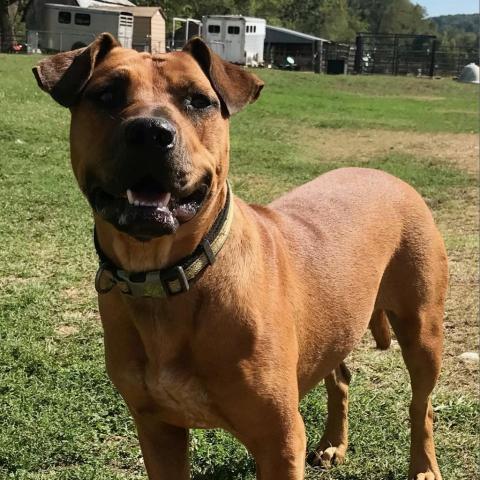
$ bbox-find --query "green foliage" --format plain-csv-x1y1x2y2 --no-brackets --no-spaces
432,13,479,34
431,14,479,51
279,0,366,42
349,0,437,35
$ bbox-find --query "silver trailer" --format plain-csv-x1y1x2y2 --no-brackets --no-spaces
29,3,133,52
202,15,265,66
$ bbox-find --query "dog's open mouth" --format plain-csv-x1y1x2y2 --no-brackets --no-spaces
91,178,209,240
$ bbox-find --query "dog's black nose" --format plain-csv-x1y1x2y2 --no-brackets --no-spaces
124,117,176,150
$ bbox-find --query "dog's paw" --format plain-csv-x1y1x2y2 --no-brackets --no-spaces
306,445,346,469
413,473,440,480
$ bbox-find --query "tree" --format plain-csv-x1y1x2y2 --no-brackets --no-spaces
431,14,479,51
0,0,14,52
280,0,365,42
0,0,28,52
348,0,434,35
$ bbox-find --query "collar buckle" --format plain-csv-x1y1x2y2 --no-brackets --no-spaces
116,270,165,298
110,265,190,298
161,265,190,296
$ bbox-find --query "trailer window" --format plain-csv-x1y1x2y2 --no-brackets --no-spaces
58,11,71,24
208,25,220,34
75,13,91,26
228,26,240,35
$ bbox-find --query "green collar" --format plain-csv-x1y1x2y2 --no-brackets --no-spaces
94,183,234,298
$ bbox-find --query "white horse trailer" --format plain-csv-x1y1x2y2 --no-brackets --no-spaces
202,15,265,66
33,3,133,52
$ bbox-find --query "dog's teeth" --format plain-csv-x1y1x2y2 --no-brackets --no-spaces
159,192,171,207
126,190,171,208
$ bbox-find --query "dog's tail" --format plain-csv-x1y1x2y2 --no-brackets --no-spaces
369,310,391,350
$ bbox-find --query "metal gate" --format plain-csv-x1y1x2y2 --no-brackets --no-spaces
354,33,438,76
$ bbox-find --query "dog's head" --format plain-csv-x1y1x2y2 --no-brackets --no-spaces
33,33,263,240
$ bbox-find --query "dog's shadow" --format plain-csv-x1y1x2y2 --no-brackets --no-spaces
191,450,254,479
193,468,251,480
193,466,397,480
192,461,254,480
305,466,398,480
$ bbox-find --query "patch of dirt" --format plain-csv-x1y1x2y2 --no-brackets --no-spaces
0,275,36,288
436,188,479,395
367,95,447,101
62,310,98,322
300,129,479,174
62,284,94,301
54,324,79,337
402,95,446,101
63,286,84,300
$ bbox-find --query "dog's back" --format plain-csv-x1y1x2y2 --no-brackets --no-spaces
268,167,447,392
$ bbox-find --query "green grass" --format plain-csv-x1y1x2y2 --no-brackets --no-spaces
234,70,478,134
0,54,478,480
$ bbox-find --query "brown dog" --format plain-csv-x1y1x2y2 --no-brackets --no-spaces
33,33,447,480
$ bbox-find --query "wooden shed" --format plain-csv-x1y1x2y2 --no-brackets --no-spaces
132,7,165,53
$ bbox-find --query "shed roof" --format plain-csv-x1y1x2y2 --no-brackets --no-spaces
76,0,134,7
266,25,330,44
23,0,135,21
133,6,166,18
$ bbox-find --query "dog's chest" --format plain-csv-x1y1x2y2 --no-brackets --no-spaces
145,365,221,428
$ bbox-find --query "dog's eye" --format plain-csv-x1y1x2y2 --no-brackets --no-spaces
189,94,213,110
99,90,114,105
91,87,122,109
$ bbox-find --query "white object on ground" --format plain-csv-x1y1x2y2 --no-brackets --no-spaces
458,352,479,363
457,63,480,84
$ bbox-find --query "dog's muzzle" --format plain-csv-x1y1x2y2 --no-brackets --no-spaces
86,115,211,240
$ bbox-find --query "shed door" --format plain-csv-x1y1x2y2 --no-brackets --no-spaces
224,20,243,63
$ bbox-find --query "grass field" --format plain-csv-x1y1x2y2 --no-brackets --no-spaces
0,53,478,480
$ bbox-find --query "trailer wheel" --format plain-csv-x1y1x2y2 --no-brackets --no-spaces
71,42,86,50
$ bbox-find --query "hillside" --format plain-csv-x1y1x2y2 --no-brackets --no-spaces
430,13,479,34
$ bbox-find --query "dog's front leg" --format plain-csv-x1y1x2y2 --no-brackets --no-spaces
99,296,189,479
134,415,190,480
307,362,351,469
241,409,306,480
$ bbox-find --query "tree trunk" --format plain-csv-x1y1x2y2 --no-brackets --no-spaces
0,0,14,53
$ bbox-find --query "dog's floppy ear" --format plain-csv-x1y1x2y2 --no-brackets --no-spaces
183,37,264,116
32,32,120,108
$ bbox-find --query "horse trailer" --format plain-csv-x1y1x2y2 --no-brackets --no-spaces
29,3,133,52
202,15,266,66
